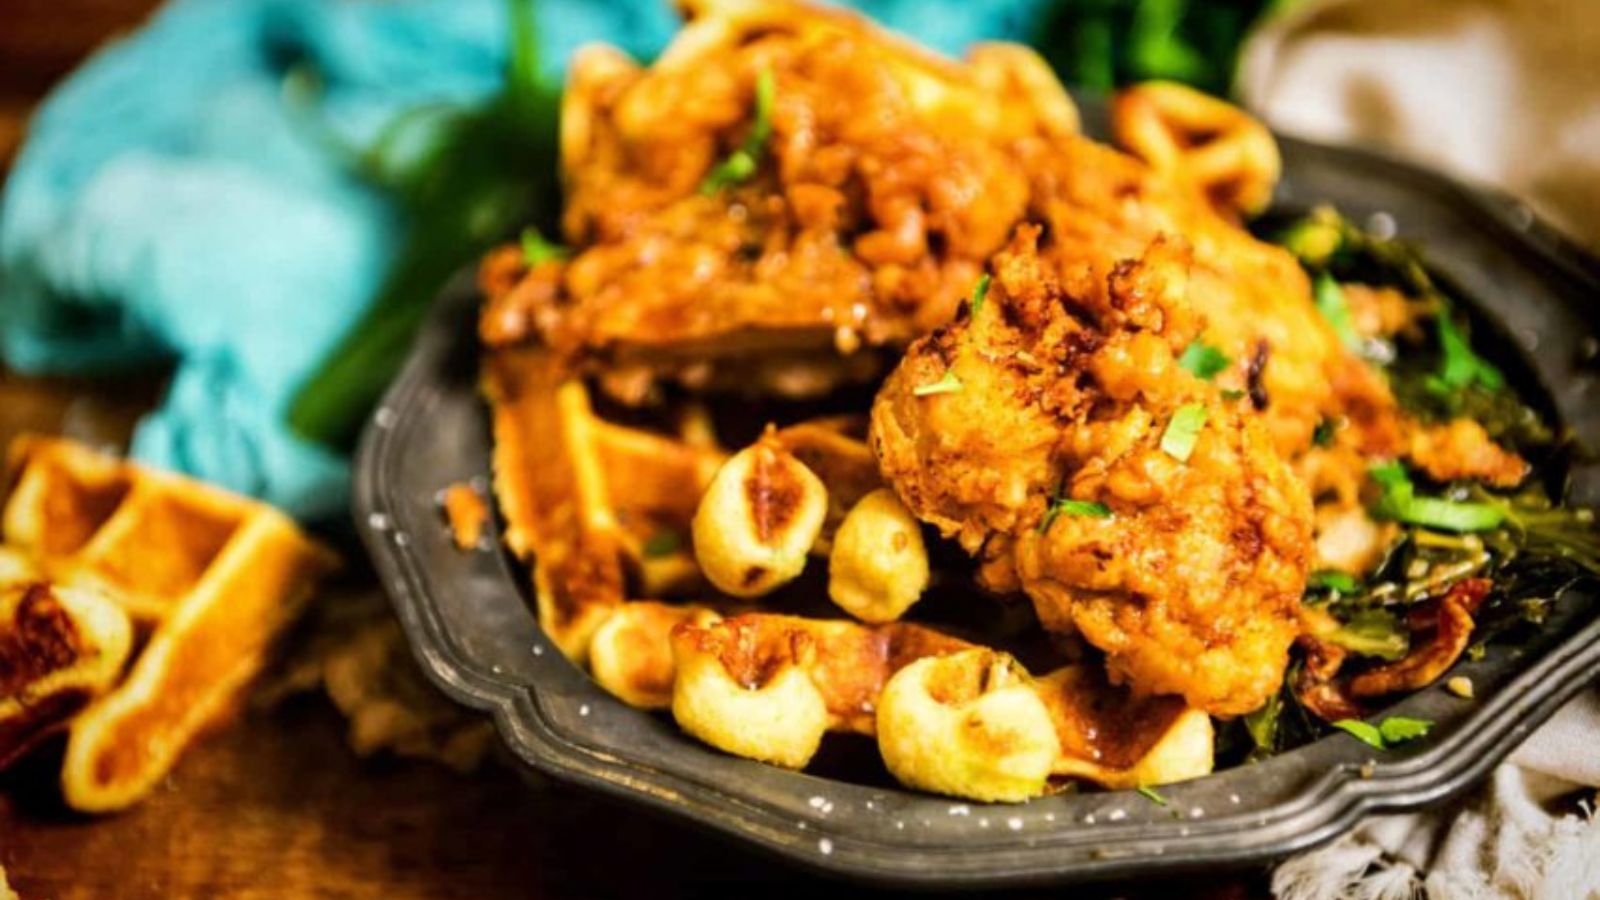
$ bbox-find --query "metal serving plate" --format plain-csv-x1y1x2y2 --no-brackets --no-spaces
354,119,1600,887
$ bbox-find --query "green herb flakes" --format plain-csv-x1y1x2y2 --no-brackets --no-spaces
1160,403,1208,462
700,68,775,194
969,273,992,318
1308,570,1360,594
1136,786,1167,806
1333,716,1434,750
520,227,570,266
912,370,963,397
1378,716,1433,745
1332,719,1385,750
1039,498,1112,533
1178,341,1230,380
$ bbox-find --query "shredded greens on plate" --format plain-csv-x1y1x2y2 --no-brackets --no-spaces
1224,207,1600,763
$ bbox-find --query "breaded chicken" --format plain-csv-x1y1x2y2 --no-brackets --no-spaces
871,226,1314,716
481,0,1076,402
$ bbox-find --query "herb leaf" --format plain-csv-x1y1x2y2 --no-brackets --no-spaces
1378,716,1433,745
1313,273,1361,350
700,68,776,194
1040,498,1112,533
1333,716,1434,750
1136,785,1168,806
912,370,963,397
1160,403,1208,461
1178,341,1230,380
1332,719,1385,750
520,227,569,266
969,273,992,318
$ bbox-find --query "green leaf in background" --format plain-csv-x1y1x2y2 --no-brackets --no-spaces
289,0,561,449
1032,0,1296,96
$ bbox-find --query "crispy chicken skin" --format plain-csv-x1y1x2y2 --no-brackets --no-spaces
872,227,1314,716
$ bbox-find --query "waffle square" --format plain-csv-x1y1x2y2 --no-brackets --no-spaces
1,436,338,811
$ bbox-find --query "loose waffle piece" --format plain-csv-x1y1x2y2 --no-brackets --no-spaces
441,483,490,552
0,436,339,811
0,572,133,770
61,501,338,811
4,436,286,625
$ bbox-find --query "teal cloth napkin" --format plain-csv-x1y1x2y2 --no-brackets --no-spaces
0,0,1047,521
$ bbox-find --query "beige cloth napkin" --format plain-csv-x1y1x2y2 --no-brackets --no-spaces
1238,2,1600,896
1239,0,1600,251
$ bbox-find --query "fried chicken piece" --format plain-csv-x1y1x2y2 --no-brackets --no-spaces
480,0,1075,401
871,226,1314,716
1408,418,1529,488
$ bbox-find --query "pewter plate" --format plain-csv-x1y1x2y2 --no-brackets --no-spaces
354,118,1600,887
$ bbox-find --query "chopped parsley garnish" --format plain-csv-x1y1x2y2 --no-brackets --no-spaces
1220,389,1246,402
1313,273,1360,350
968,273,992,318
1308,570,1360,594
1332,719,1384,749
1178,341,1230,380
1379,716,1433,744
520,227,570,266
700,68,776,194
912,370,963,397
1039,498,1112,532
1369,461,1506,532
1136,785,1168,806
1333,716,1434,750
642,530,683,558
1159,403,1208,462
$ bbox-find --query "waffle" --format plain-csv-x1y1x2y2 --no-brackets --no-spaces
1,436,338,812
481,347,1215,800
0,562,133,769
665,614,1212,794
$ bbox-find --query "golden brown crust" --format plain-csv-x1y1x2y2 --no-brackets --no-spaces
479,1,1074,399
872,227,1314,717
